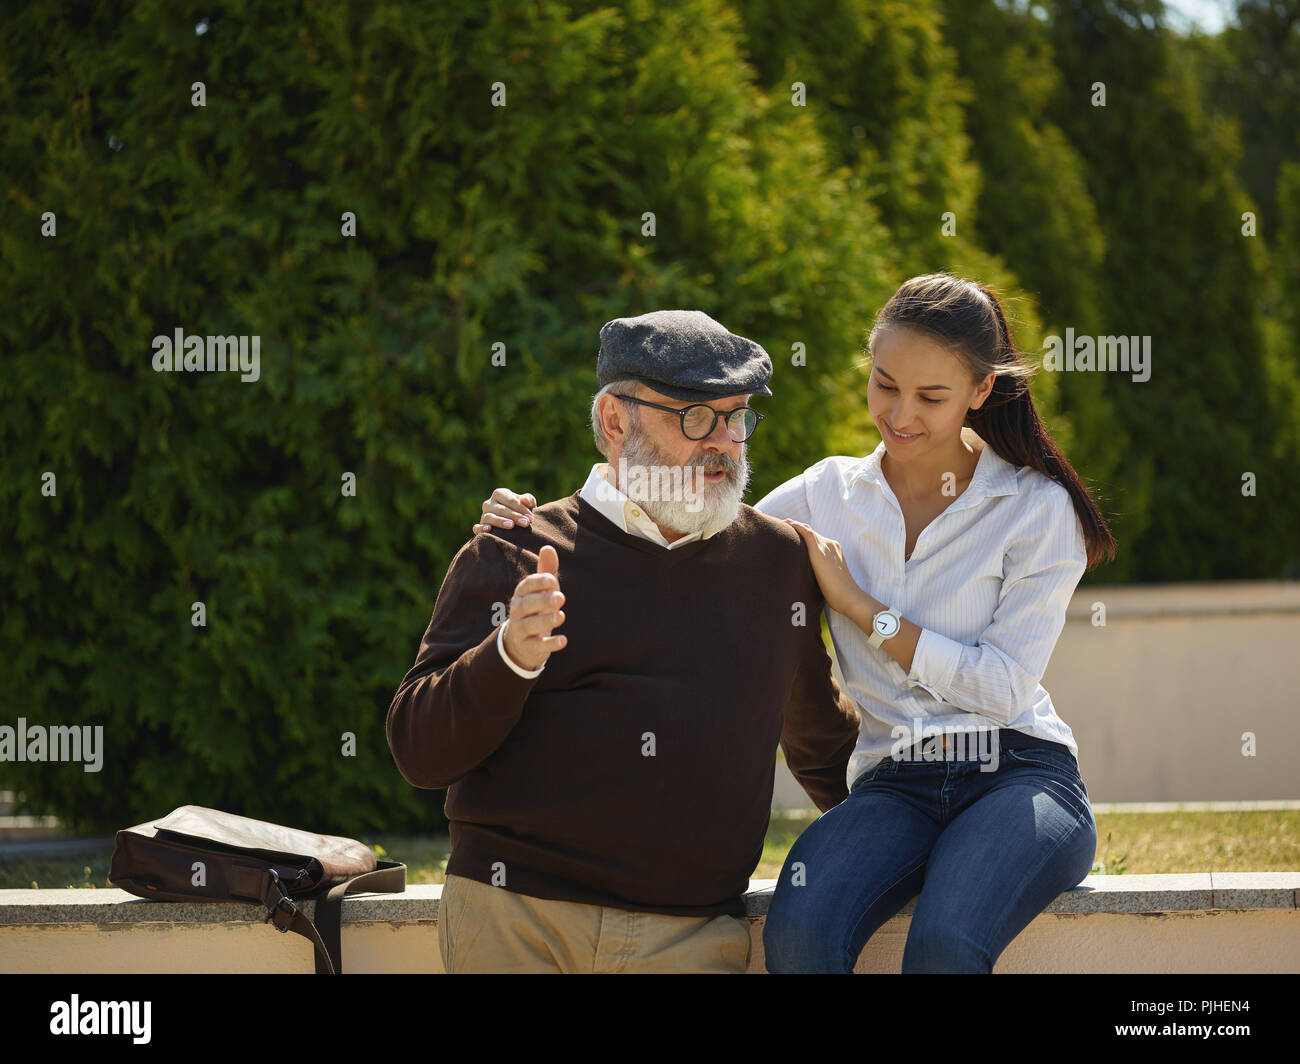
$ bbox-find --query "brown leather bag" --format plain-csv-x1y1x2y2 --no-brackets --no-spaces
109,805,406,974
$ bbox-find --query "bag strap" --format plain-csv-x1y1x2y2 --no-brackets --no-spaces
233,860,406,974
310,861,407,976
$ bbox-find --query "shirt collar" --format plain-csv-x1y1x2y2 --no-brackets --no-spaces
578,463,710,548
849,436,1019,511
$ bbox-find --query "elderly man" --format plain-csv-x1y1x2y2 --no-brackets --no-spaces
387,310,859,973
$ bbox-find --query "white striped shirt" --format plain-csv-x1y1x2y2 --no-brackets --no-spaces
755,439,1087,789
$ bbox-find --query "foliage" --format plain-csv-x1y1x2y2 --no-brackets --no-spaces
1,0,1296,832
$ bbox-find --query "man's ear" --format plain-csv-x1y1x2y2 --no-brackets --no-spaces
598,391,631,444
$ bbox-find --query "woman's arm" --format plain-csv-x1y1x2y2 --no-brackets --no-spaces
788,484,1087,724
903,489,1086,722
785,520,921,673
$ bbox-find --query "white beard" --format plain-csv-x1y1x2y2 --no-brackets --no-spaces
616,423,750,538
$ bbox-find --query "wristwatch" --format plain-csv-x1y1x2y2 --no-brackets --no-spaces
867,606,902,648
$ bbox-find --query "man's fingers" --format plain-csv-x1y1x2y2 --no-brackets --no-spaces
501,616,565,672
506,547,564,665
512,610,565,639
512,591,564,622
514,573,560,598
537,544,559,577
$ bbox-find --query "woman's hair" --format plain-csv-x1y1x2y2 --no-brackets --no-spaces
866,272,1116,568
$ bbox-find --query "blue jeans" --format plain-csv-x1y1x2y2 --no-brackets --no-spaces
763,731,1097,973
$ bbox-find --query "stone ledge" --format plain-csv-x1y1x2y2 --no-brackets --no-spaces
2,873,1297,926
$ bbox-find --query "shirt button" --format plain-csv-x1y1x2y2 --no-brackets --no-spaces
631,508,642,518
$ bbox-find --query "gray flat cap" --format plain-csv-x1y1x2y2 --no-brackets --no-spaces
597,310,773,402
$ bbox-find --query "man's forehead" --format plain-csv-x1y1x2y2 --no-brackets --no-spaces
637,384,753,407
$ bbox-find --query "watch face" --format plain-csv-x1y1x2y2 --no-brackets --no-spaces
874,612,900,638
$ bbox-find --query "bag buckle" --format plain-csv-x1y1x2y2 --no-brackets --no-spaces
263,869,298,933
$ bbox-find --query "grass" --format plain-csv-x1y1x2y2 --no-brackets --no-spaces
755,810,1300,879
2,810,1296,890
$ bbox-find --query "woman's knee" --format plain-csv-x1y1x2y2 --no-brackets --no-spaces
762,871,863,973
762,903,856,973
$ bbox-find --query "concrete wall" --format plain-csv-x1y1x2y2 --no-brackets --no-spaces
4,875,1298,973
773,580,1300,808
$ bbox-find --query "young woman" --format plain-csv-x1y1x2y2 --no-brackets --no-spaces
472,273,1116,973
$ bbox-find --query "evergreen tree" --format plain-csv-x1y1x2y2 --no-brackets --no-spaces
1046,0,1296,579
0,1,892,832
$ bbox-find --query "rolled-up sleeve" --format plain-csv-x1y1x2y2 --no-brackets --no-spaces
905,485,1086,723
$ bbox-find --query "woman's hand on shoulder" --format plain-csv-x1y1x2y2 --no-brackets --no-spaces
472,489,537,534
785,519,870,625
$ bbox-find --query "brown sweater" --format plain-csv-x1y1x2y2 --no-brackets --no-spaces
386,492,860,917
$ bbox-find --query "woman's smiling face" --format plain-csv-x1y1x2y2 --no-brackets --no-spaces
867,326,994,461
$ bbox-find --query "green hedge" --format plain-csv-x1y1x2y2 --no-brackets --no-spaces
1,0,1296,834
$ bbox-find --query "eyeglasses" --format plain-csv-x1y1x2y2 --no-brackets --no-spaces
614,395,764,442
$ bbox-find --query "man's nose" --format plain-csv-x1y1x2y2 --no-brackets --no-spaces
707,411,744,449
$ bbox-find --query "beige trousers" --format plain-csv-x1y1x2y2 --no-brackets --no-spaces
438,873,752,973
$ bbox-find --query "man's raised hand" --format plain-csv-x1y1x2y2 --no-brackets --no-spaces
501,544,566,672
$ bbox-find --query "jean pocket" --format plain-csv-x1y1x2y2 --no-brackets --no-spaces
1003,744,1079,775
850,758,894,792
1003,747,1092,818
